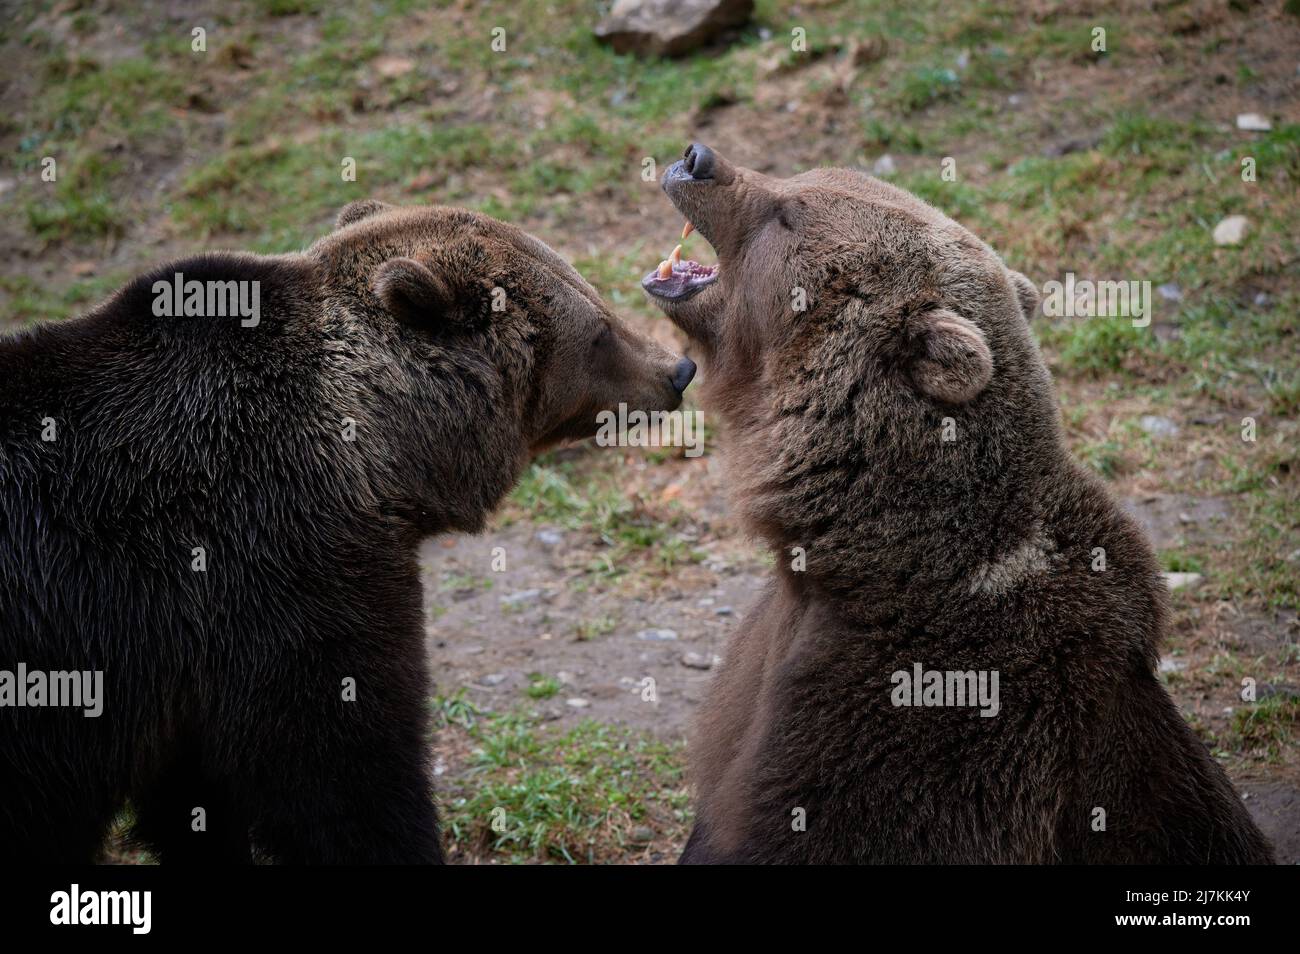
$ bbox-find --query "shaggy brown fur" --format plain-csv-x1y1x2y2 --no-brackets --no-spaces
0,201,691,863
645,144,1275,864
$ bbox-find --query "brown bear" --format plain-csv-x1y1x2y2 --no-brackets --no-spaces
643,143,1275,864
0,200,695,864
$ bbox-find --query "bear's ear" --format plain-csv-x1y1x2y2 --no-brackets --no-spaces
906,308,993,405
336,199,392,229
372,257,456,326
1008,269,1039,324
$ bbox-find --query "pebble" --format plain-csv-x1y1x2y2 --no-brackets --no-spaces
1162,572,1204,591
1156,282,1183,302
1139,415,1180,438
1158,656,1187,674
480,673,507,686
501,588,542,606
565,697,590,709
682,651,719,670
637,628,679,641
535,529,563,547
872,154,897,176
714,605,734,616
1212,215,1249,246
1235,113,1272,132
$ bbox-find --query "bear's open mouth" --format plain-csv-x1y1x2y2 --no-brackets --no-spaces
641,221,719,302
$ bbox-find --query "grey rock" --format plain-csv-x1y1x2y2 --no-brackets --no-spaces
1212,215,1249,246
1162,572,1204,591
682,651,719,670
501,588,542,606
1156,282,1183,302
872,154,897,177
595,0,754,58
637,628,679,641
1139,415,1180,438
534,529,564,547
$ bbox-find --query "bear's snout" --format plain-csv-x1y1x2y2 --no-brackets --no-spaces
670,357,697,394
682,142,715,180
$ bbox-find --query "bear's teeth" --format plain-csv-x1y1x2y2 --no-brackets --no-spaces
657,259,673,279
670,244,682,265
682,221,694,239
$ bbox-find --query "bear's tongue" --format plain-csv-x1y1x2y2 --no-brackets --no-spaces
642,221,719,300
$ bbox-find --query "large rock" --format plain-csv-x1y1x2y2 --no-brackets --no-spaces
595,0,754,57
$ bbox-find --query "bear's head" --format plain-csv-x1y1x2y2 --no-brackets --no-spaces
309,201,694,535
643,144,1070,611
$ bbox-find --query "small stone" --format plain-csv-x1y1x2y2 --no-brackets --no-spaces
682,651,718,670
1212,215,1249,246
1236,113,1272,132
535,529,563,547
1158,656,1187,674
629,825,654,844
1163,572,1204,591
872,154,897,177
1139,415,1180,438
501,588,542,606
480,673,507,686
565,697,590,709
696,597,716,606
556,670,575,685
374,55,415,78
637,628,679,641
1254,292,1271,308
714,605,734,616
1156,282,1183,302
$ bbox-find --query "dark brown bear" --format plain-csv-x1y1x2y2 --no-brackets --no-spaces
643,144,1275,864
0,201,694,864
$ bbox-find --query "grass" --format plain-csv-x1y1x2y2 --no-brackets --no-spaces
437,705,689,863
506,455,703,580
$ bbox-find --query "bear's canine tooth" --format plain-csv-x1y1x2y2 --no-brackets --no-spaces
657,259,673,280
670,244,682,265
682,221,694,239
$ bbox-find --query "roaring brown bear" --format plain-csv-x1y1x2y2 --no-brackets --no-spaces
643,143,1275,865
0,201,695,864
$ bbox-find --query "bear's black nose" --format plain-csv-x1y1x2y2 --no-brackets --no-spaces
683,143,715,180
671,357,697,394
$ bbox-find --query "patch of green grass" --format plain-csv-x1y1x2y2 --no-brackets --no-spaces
507,455,697,579
1038,317,1151,377
443,710,688,863
892,65,962,113
432,690,482,731
574,615,617,641
524,673,562,700
1076,438,1126,479
1160,550,1206,574
1230,695,1299,760
0,273,123,323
